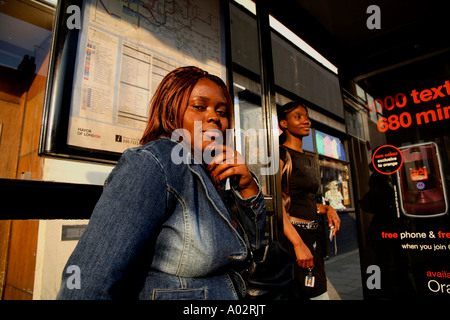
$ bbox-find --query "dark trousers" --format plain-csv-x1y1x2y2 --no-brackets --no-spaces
288,223,328,299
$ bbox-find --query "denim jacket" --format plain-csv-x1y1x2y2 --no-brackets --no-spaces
57,137,266,300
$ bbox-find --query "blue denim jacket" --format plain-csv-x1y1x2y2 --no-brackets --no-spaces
57,137,266,300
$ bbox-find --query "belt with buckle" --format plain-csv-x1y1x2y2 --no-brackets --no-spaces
290,220,319,230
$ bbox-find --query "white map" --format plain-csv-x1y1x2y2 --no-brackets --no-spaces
90,0,222,72
68,0,224,154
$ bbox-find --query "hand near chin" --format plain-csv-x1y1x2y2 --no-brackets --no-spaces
206,144,258,199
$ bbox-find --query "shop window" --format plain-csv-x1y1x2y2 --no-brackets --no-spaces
315,129,347,161
312,129,352,210
319,158,352,211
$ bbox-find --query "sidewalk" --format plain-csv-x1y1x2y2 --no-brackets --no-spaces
325,249,364,300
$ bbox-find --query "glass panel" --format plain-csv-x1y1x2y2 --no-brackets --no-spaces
232,83,268,195
230,1,259,75
230,2,272,195
271,31,344,119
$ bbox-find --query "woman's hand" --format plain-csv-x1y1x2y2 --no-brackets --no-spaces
318,204,341,236
206,144,259,199
294,241,314,269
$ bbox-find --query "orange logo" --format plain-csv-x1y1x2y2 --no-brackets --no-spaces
410,167,428,181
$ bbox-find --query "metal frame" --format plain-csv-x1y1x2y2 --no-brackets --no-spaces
255,0,283,241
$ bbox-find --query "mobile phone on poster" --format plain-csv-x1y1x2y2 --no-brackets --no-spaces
397,142,448,217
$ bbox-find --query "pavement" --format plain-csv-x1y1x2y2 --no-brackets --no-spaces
325,249,364,300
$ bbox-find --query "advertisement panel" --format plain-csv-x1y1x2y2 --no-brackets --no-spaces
358,52,450,299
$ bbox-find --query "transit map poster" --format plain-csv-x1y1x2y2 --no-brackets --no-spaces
67,0,225,154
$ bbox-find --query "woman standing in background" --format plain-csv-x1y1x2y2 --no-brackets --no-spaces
278,101,340,300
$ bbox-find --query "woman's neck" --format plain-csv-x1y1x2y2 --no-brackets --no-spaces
283,135,304,153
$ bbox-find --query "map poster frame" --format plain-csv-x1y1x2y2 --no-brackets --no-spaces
40,0,228,164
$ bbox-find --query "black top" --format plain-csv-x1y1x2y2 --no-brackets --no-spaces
280,146,319,221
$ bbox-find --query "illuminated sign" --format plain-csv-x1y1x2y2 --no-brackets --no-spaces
366,80,450,133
